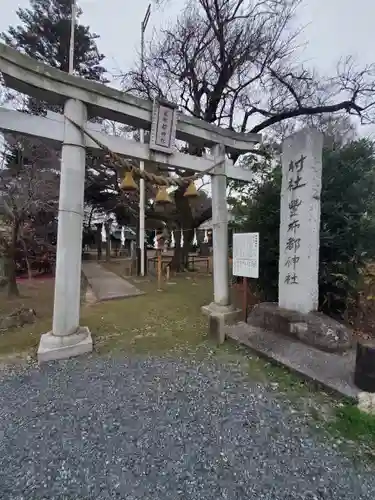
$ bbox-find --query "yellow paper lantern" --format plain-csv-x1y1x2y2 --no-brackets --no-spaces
183,181,198,198
155,186,173,204
120,171,137,191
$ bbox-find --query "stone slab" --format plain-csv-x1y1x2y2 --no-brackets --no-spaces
82,262,144,301
37,327,93,363
247,302,352,353
225,322,359,401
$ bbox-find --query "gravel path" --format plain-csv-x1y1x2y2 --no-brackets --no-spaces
0,355,373,500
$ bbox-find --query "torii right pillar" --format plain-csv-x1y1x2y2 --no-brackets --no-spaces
202,144,241,342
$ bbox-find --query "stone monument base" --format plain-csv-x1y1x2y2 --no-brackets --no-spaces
202,302,241,344
37,326,93,363
247,302,352,353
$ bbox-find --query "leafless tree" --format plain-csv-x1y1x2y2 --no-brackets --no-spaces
122,0,375,270
128,0,375,134
0,135,59,296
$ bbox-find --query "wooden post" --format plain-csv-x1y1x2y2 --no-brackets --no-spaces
96,223,102,260
354,340,375,392
208,255,213,273
243,277,248,322
157,250,162,291
105,222,111,261
130,241,136,276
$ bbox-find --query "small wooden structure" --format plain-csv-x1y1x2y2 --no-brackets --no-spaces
354,341,375,392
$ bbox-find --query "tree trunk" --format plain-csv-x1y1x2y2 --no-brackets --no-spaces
20,238,32,281
7,220,20,297
182,227,194,269
0,255,6,279
88,206,94,228
105,223,111,261
170,228,184,272
96,223,102,260
170,186,195,272
25,254,32,282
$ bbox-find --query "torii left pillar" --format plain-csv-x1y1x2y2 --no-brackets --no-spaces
201,144,241,343
38,98,93,363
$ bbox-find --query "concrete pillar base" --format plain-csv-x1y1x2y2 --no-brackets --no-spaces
37,326,93,364
201,302,241,344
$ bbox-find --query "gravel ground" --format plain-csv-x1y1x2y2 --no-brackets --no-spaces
0,355,374,500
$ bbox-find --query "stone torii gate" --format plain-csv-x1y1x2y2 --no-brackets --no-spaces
0,43,261,362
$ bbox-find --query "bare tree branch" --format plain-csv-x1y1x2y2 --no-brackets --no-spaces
123,0,375,144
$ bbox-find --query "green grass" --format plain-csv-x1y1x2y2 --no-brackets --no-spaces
0,275,88,356
0,278,55,355
329,404,375,453
0,271,213,357
86,273,213,354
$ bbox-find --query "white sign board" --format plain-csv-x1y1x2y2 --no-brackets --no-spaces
149,97,178,155
232,232,259,278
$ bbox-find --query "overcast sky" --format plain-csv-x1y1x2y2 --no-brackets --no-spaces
1,0,374,77
1,0,374,134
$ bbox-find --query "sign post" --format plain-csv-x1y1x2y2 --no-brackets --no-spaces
232,232,259,321
157,250,162,291
155,232,165,292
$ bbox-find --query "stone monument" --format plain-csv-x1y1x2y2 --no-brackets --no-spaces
279,127,323,314
247,127,352,352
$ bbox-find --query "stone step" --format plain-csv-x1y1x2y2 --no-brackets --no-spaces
225,322,359,401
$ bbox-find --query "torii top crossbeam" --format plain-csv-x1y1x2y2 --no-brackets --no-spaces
0,42,260,155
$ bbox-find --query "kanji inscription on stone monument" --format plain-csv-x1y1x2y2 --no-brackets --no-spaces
279,128,323,314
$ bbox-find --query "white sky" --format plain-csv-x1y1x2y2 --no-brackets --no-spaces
1,0,374,79
1,0,374,137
